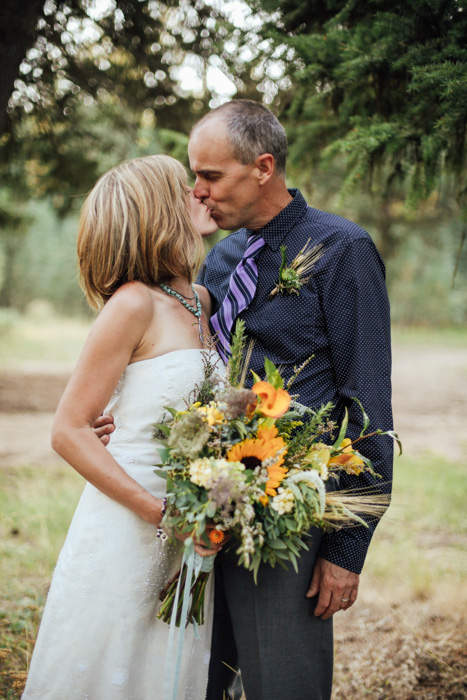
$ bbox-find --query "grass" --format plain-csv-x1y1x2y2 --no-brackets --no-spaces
0,465,84,698
1,306,466,368
0,306,91,368
391,324,467,347
364,454,467,602
1,454,466,698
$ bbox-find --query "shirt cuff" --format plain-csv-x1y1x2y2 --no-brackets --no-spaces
318,527,373,574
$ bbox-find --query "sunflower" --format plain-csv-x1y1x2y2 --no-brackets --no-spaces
227,426,288,500
226,438,272,470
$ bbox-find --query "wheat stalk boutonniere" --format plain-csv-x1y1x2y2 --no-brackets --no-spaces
269,239,325,298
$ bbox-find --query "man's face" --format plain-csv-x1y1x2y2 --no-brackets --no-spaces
188,119,262,231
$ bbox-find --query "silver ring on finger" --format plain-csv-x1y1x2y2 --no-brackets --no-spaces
341,598,349,602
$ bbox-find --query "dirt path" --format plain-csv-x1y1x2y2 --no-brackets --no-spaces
1,345,466,467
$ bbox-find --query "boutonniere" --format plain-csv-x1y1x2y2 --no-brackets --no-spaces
269,239,325,298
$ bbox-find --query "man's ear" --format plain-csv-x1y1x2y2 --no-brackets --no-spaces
255,153,275,185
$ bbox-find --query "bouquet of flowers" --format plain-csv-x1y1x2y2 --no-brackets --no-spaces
154,322,399,627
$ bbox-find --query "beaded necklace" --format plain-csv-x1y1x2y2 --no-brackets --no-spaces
159,282,204,342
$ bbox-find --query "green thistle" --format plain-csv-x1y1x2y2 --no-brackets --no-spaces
167,413,210,460
270,240,325,298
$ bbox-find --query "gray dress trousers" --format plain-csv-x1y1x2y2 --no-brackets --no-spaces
206,528,333,700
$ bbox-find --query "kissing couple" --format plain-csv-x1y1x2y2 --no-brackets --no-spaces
22,99,393,700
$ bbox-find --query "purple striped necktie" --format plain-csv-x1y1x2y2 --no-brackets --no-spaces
210,232,266,363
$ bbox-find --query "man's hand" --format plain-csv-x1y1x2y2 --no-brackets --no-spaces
93,414,116,445
306,556,359,619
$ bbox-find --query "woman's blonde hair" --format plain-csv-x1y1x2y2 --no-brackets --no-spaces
77,155,204,309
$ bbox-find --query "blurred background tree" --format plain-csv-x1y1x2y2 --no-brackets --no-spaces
237,0,467,246
0,0,465,323
227,0,467,322
0,0,234,308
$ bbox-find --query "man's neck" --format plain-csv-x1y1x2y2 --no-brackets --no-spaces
247,184,293,231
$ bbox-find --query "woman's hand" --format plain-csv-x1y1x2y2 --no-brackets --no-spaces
174,526,227,557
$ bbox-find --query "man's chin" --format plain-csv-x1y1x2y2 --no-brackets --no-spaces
212,214,238,232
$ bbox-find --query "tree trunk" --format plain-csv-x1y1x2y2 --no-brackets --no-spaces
0,0,45,134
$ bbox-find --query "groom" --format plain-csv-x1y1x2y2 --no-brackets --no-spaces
189,100,393,700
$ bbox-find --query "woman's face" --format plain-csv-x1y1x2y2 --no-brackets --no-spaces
188,188,218,237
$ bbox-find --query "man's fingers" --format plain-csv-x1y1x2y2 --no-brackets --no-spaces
306,569,319,599
343,588,358,611
309,557,360,618
94,423,115,437
93,414,114,429
339,590,353,611
93,414,115,441
313,588,332,618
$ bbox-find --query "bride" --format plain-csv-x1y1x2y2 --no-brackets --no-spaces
22,155,222,700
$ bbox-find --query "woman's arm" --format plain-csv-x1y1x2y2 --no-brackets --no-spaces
52,283,163,526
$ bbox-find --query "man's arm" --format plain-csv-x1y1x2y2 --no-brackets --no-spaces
310,235,393,616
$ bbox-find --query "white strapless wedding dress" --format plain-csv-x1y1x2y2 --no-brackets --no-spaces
22,349,215,700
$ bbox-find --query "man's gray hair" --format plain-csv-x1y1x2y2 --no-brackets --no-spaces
192,100,288,176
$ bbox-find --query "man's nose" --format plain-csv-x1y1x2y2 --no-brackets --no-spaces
193,178,209,200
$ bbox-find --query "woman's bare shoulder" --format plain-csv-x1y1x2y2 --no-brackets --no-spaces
106,281,158,321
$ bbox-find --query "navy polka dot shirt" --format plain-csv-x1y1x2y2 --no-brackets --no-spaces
198,189,393,574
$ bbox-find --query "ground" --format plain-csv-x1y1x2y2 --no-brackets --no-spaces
0,344,466,699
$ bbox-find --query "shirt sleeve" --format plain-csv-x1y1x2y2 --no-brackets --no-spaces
317,236,394,574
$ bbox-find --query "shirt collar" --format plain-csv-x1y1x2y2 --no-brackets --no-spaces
245,189,308,251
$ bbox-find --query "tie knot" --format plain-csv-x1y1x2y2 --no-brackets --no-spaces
244,234,265,260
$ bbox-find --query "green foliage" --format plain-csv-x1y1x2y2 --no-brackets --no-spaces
0,0,232,226
243,0,467,213
228,319,249,387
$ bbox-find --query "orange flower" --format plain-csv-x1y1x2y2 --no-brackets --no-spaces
256,425,280,442
252,381,291,418
328,438,365,475
265,464,288,496
208,529,225,545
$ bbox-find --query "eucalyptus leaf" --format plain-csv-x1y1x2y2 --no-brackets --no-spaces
386,430,403,455
350,396,371,435
153,423,171,436
184,537,194,555
153,468,168,480
156,446,171,463
206,501,217,518
333,407,349,448
288,550,298,573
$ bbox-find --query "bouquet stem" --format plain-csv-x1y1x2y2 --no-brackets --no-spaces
157,560,213,627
